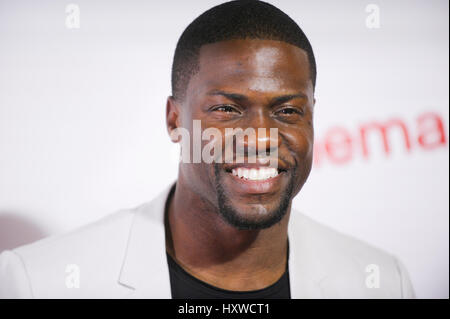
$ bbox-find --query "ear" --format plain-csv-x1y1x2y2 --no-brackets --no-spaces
166,96,181,143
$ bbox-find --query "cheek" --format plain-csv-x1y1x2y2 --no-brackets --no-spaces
180,162,216,196
297,133,314,179
180,162,223,209
285,127,314,161
295,140,314,175
285,129,314,189
300,123,314,158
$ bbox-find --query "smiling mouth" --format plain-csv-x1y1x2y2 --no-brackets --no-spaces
225,166,287,181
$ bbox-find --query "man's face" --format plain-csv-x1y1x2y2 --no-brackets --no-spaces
175,39,314,230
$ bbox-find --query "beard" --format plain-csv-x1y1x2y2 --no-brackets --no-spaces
213,164,296,230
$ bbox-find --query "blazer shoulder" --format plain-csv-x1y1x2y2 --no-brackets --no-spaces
291,212,392,260
14,208,136,258
289,211,415,298
0,208,138,298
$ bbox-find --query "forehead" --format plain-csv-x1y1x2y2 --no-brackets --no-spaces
188,39,312,97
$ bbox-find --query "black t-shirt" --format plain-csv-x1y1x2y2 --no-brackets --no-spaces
167,247,291,299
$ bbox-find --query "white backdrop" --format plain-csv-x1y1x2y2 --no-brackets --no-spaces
0,0,448,298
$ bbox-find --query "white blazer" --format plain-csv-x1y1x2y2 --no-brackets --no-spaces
0,183,415,298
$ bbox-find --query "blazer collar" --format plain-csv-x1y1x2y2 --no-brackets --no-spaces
118,181,327,298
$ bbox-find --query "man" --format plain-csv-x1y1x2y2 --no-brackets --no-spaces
0,0,414,298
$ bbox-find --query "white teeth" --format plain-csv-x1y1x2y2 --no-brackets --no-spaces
249,169,258,180
231,167,279,181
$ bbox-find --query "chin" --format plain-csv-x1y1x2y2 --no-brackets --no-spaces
217,199,290,230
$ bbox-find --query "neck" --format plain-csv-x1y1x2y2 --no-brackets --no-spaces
165,176,290,291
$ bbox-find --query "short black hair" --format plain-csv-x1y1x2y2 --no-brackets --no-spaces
171,0,317,101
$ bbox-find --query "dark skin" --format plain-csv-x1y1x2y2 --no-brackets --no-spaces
165,39,315,291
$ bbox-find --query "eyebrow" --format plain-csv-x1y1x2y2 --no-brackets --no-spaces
206,90,307,105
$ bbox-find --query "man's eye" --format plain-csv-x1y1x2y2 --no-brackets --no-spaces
276,107,303,116
213,105,239,113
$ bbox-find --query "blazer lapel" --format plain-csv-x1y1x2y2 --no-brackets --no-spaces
118,183,175,298
288,211,328,298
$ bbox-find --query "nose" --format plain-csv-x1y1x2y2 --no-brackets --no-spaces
234,109,281,159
